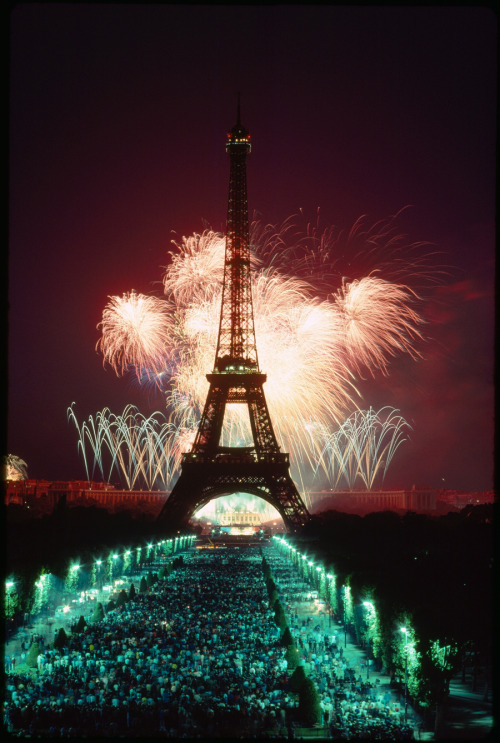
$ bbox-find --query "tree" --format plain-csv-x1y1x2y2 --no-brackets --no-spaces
54,627,69,651
116,589,128,609
285,644,301,671
270,589,280,608
281,626,294,647
299,677,322,726
92,602,105,622
416,638,462,739
289,664,307,693
74,615,87,633
267,578,277,598
26,641,40,668
274,601,288,631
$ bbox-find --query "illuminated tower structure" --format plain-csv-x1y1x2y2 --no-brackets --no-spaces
158,104,310,531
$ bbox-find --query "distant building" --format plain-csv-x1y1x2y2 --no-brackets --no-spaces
308,487,496,514
4,479,168,517
308,487,437,514
5,479,494,519
218,510,262,526
435,489,495,509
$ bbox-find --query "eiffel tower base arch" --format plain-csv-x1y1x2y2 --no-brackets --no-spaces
157,455,309,533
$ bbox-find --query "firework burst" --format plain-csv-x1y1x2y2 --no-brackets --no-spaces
90,212,439,490
3,454,28,481
97,290,174,385
334,276,425,377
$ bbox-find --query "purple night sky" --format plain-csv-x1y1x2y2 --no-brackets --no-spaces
7,5,496,492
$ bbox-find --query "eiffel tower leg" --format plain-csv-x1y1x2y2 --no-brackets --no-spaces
157,465,213,531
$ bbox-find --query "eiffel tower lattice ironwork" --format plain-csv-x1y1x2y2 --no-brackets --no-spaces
158,105,310,531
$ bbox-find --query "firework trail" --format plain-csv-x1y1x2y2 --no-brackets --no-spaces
318,406,411,490
258,208,444,293
68,404,179,490
90,212,438,490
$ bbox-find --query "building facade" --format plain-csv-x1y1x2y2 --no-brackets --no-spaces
4,479,168,516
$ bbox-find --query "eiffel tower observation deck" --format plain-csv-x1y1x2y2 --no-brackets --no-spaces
158,102,310,532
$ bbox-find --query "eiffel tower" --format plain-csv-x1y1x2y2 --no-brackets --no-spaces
158,103,310,532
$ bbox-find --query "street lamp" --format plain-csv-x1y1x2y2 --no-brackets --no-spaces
71,563,80,582
308,560,314,589
316,566,322,593
326,575,334,627
363,601,374,679
401,627,408,723
95,560,103,590
5,581,14,621
343,586,348,648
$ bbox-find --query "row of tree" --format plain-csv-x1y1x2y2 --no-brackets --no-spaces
275,505,493,737
5,507,189,628
261,555,322,728
7,502,179,573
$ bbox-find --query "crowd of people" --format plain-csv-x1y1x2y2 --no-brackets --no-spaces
4,543,416,739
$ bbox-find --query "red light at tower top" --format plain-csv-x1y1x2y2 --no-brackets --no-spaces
226,126,251,151
226,131,251,142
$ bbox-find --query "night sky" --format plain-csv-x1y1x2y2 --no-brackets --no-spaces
7,5,496,492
